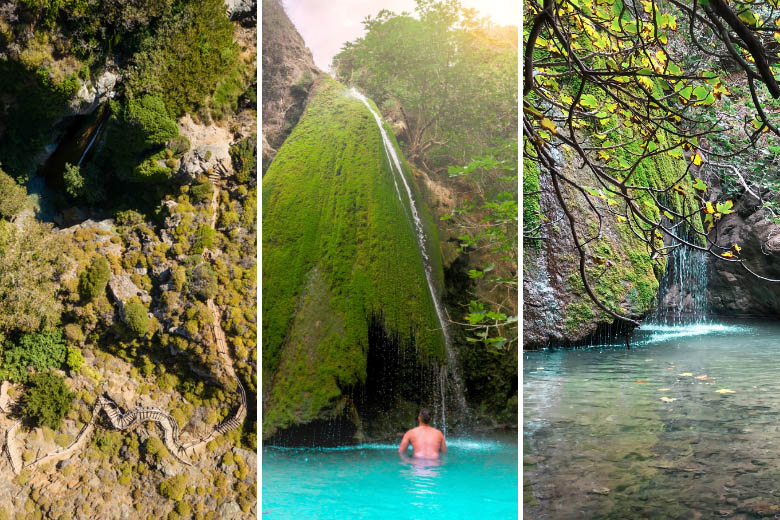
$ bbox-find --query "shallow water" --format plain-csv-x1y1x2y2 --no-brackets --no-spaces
524,320,780,519
262,434,518,519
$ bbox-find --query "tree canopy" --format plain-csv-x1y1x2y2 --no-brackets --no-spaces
524,0,780,325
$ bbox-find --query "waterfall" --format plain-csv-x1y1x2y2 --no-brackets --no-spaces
77,118,106,166
648,245,709,325
349,89,469,427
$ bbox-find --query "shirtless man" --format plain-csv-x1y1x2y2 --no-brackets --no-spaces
398,408,447,459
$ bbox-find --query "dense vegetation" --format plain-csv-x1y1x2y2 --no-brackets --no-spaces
262,77,445,436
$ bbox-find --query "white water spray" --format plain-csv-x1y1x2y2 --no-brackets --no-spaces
77,118,106,166
349,89,468,426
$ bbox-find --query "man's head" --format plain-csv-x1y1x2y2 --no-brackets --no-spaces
418,408,431,425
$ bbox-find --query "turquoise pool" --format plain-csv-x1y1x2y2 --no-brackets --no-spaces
262,434,518,519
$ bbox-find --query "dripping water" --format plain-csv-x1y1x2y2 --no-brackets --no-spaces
647,245,709,326
350,89,469,428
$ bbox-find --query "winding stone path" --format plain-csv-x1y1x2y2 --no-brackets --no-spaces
1,166,248,475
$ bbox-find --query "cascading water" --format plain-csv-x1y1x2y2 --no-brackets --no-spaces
647,245,709,326
350,89,469,430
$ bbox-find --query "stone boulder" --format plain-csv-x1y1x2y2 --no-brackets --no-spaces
708,194,780,316
68,71,118,116
108,274,151,311
176,144,230,184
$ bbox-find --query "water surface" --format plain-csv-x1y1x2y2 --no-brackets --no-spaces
263,434,518,519
524,320,780,519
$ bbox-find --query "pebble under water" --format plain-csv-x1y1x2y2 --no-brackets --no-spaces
524,320,780,519
262,434,518,519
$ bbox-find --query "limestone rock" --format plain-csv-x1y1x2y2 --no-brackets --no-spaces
177,144,231,184
108,273,151,309
68,71,118,116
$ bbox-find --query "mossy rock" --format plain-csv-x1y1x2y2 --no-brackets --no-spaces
262,77,445,439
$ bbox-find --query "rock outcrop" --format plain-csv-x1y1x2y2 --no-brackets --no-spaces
708,192,780,315
522,147,700,348
261,0,320,171
68,70,118,115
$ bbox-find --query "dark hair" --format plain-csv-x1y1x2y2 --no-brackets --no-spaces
419,408,431,424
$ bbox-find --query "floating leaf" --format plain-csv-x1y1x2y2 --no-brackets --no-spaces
658,388,671,391
721,251,734,258
678,372,693,377
734,243,742,254
660,396,677,402
715,388,736,394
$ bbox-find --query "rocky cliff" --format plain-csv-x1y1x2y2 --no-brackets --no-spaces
261,0,320,172
522,145,701,349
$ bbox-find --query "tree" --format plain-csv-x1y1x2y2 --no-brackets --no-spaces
22,372,74,430
524,0,780,327
79,255,110,301
123,300,150,336
124,95,179,149
63,163,84,199
334,0,517,169
0,168,27,219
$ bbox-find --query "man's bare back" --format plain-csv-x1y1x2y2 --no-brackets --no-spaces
399,409,446,459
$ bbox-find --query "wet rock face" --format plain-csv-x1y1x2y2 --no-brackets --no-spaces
708,193,780,315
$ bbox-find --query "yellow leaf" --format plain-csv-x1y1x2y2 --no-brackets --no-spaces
704,201,715,214
734,243,742,254
692,152,703,166
722,251,734,258
715,389,736,394
658,388,671,391
660,396,677,402
540,118,557,135
678,372,693,377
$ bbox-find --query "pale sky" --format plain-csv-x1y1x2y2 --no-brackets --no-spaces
281,0,519,72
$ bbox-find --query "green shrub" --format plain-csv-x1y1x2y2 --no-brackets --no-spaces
132,152,173,183
0,168,28,219
123,301,149,336
159,474,188,501
229,135,256,184
169,135,191,156
63,163,84,199
125,95,179,149
188,264,217,301
190,225,216,254
65,346,84,373
22,372,74,430
0,329,67,383
79,255,110,301
190,182,213,203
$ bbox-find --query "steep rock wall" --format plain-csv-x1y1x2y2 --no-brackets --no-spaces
261,0,320,171
262,77,445,442
523,145,699,349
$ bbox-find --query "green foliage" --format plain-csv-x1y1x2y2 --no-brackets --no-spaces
125,95,179,149
125,0,239,116
123,301,149,336
78,255,110,301
159,474,188,501
63,163,84,199
132,151,173,183
0,168,28,219
190,225,216,255
22,372,74,430
0,329,67,383
190,182,213,203
66,346,84,373
230,135,257,184
334,1,517,167
188,264,218,301
262,78,445,437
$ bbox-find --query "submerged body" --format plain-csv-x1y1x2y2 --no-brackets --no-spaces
399,409,446,459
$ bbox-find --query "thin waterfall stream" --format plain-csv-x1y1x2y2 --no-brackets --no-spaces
645,244,709,327
349,89,469,430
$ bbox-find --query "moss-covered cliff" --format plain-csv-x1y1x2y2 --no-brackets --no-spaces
262,77,445,441
523,139,701,349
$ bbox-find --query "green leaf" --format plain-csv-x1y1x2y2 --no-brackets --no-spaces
580,94,598,109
